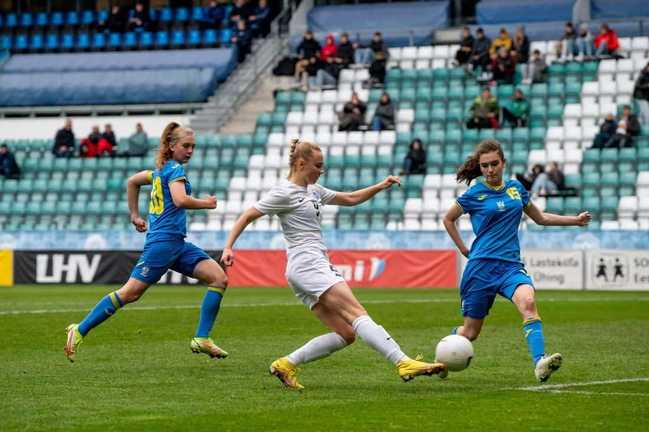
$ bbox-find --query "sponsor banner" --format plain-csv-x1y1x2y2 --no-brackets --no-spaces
0,249,13,286
521,250,583,290
586,250,649,291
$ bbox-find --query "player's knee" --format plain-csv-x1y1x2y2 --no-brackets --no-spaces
207,272,228,289
519,296,537,315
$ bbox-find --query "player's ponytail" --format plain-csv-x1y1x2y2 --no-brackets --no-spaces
155,122,193,169
287,138,321,178
456,139,505,185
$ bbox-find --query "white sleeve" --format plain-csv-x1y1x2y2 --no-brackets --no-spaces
254,187,290,215
315,183,337,205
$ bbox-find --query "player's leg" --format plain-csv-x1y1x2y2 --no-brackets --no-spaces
189,257,229,359
64,278,150,362
318,282,446,381
454,316,485,341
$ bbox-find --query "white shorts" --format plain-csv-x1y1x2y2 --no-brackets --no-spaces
285,248,345,309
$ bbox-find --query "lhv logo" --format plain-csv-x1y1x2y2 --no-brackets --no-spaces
332,257,386,282
36,254,101,283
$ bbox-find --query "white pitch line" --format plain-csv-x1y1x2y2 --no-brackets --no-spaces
516,377,649,392
544,390,649,397
1,296,649,316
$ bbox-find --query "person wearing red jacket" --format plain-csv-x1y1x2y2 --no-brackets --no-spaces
594,23,619,57
320,34,337,62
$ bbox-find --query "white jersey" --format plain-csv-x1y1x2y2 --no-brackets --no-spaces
254,179,337,253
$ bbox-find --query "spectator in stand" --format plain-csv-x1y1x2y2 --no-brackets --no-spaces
354,32,388,66
489,28,512,56
368,51,387,87
471,28,491,71
53,119,76,158
81,126,113,158
102,124,117,152
310,34,348,89
229,0,253,28
466,87,499,129
610,105,640,148
0,143,21,180
401,138,427,175
594,23,620,58
127,2,149,32
593,113,618,148
336,33,355,68
295,31,321,86
232,19,253,63
200,0,226,30
99,5,126,33
320,34,337,62
512,26,530,63
516,163,544,191
490,46,516,84
249,0,271,38
371,92,395,131
557,22,578,61
120,123,149,157
455,26,474,66
576,23,594,59
527,49,548,83
531,162,565,197
338,92,367,131
502,88,529,127
634,63,649,124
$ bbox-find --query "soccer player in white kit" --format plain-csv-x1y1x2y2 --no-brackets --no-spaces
221,139,446,389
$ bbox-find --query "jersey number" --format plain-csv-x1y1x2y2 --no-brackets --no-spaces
149,177,164,215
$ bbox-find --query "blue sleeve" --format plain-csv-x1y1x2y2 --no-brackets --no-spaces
456,188,476,213
512,179,530,207
167,163,186,184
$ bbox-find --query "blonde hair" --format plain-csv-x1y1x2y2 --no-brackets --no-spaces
155,122,194,169
287,138,321,177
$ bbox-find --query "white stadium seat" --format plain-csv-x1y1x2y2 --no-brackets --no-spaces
339,69,354,84
418,46,434,59
388,47,402,61
618,196,638,219
397,109,414,123
581,81,599,97
433,45,449,59
563,104,581,119
415,59,431,69
631,36,649,52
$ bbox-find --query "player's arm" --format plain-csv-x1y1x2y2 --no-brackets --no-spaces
524,201,592,226
127,170,152,232
221,207,265,266
330,175,401,206
169,180,217,210
442,202,470,258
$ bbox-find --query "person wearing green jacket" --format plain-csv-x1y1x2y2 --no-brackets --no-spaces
466,87,500,129
502,89,530,128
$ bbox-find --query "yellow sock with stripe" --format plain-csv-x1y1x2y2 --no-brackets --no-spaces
78,291,124,336
194,287,224,338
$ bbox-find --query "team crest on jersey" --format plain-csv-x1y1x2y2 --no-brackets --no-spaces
497,200,506,211
477,194,488,201
506,187,521,201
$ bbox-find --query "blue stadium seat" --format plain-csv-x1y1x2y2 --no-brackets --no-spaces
148,9,158,23
19,13,33,28
139,31,153,49
188,29,201,47
97,10,109,24
171,30,185,48
50,12,63,27
61,33,74,51
159,8,173,23
108,33,122,50
123,32,137,49
35,12,48,27
46,33,59,51
92,33,106,50
0,14,3,27
220,28,232,45
1,34,11,51
155,31,169,48
203,29,217,46
192,7,204,21
81,10,94,26
30,33,44,51
66,11,79,26
76,32,89,50
5,13,17,28
176,8,189,22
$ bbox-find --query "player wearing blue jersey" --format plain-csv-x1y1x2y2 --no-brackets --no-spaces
64,122,228,362
442,140,591,382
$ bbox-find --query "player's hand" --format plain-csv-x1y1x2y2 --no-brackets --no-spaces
460,247,470,258
380,175,401,189
131,215,147,232
203,196,217,209
220,248,234,267
576,211,592,226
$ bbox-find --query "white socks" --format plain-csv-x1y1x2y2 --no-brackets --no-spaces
287,332,348,365
352,315,407,365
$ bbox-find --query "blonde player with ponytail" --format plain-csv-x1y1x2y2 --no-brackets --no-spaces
65,122,229,362
221,138,446,390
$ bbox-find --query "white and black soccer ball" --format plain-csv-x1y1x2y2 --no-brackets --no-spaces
435,335,474,372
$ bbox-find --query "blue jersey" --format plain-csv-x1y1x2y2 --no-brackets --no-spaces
456,179,530,263
146,160,191,241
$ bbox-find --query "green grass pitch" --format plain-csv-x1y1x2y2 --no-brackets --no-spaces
1,286,648,431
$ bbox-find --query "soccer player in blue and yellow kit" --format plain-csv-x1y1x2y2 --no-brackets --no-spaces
64,122,229,362
443,140,591,382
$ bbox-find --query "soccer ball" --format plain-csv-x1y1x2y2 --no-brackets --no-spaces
434,335,474,372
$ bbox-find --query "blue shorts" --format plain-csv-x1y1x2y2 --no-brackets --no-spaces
130,239,210,284
459,259,534,319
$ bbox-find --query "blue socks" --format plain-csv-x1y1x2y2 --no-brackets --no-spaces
78,291,123,337
523,318,545,366
194,288,224,338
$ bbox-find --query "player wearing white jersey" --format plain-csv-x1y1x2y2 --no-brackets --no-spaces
221,139,446,390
